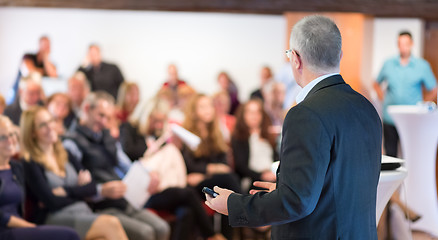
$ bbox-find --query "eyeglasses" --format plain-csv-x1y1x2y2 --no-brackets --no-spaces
0,133,15,143
285,49,300,60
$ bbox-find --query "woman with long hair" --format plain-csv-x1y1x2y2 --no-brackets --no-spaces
0,115,80,240
217,72,240,115
231,99,277,192
120,97,226,240
115,82,140,123
182,93,241,239
20,106,128,240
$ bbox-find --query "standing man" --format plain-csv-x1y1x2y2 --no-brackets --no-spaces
374,31,437,157
205,15,382,239
78,44,125,99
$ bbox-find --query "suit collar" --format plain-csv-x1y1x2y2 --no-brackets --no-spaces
304,74,345,101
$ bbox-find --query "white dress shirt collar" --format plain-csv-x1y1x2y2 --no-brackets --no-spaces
295,73,339,104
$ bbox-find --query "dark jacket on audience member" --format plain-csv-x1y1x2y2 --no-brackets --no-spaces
64,124,128,211
181,146,228,174
3,99,23,126
78,62,124,99
119,122,147,162
0,160,26,226
231,137,278,182
22,153,97,224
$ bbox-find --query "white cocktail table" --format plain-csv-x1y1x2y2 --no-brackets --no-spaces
388,105,438,236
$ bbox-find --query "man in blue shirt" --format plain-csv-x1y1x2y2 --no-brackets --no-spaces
374,31,437,157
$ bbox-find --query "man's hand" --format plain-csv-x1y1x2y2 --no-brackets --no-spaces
101,181,127,199
249,181,276,195
204,186,234,216
77,170,92,186
261,171,276,182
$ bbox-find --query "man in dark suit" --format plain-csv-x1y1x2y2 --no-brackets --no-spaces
78,44,124,99
205,15,382,239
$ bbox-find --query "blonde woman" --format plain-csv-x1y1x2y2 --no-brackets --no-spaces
115,81,140,123
120,98,226,240
20,106,128,240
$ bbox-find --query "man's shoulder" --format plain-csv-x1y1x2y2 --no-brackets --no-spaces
101,61,120,70
411,56,431,67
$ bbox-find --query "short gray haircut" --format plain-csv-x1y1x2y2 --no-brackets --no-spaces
68,71,90,91
81,91,115,111
290,15,342,74
18,72,42,90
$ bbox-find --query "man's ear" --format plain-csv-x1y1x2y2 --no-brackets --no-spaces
294,52,302,71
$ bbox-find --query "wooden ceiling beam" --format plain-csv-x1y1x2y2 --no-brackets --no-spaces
1,0,438,20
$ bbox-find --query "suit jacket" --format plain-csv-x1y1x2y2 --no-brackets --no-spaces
78,61,124,99
228,75,382,239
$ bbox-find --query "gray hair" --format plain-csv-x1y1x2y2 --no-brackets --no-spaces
18,72,42,90
68,71,90,91
290,15,342,74
81,91,115,112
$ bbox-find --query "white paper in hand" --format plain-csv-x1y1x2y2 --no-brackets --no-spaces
170,123,201,151
123,162,150,209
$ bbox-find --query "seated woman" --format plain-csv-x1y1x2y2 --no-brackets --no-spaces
0,115,80,240
19,106,128,240
182,93,241,239
231,99,277,192
115,82,140,124
212,91,236,144
46,92,76,136
120,97,225,240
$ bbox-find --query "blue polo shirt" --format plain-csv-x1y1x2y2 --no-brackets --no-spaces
377,55,437,125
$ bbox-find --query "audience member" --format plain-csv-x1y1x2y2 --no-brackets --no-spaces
120,98,171,161
8,36,57,105
120,97,226,240
264,82,287,127
250,66,274,102
78,44,125,99
0,115,80,240
217,72,240,115
20,107,128,240
46,93,76,136
374,31,437,157
212,91,236,143
181,93,241,239
67,72,90,118
63,91,170,240
161,64,187,106
231,99,277,192
115,82,140,123
0,94,5,115
4,73,44,125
